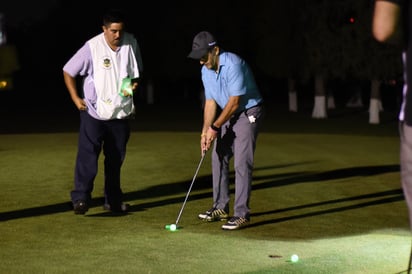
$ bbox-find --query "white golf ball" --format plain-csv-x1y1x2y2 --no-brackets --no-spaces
291,254,299,262
170,224,177,231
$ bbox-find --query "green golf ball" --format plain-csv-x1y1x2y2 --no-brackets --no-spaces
291,254,299,262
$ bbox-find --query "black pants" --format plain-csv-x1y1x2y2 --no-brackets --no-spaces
70,111,130,206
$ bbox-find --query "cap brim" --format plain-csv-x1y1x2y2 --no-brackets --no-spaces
187,49,208,59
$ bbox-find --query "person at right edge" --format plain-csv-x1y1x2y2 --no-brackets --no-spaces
187,31,264,230
373,0,412,263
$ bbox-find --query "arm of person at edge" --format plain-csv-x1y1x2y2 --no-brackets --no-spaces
63,71,87,111
372,0,402,44
200,95,240,154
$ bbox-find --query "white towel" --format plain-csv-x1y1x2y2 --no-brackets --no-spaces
119,36,139,80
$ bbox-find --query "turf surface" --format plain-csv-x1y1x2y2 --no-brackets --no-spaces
0,102,410,273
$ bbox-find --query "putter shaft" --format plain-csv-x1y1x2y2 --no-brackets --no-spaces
175,151,206,226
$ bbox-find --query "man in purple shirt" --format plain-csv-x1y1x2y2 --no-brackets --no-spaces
63,9,142,214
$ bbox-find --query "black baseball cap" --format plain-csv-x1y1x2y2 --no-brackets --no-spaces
187,31,217,59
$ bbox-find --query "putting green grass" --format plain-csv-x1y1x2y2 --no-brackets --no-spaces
0,106,410,273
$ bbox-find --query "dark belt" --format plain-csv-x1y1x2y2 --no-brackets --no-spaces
235,102,264,116
247,102,263,110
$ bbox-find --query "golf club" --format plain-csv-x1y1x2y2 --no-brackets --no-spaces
167,150,207,230
408,240,412,274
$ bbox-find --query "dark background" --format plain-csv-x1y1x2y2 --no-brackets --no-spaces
0,0,401,121
0,1,307,108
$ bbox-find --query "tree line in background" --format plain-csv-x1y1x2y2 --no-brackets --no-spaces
0,0,403,123
244,0,402,123
136,0,402,123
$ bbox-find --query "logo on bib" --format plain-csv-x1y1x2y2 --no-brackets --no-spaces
102,56,112,69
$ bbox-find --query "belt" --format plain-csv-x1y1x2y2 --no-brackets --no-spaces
252,102,263,108
245,102,264,111
235,102,264,116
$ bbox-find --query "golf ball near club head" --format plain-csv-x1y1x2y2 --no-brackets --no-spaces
165,224,177,231
291,254,299,262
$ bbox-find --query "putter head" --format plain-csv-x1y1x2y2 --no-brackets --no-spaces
165,224,179,231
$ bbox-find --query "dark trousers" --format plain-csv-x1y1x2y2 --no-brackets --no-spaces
70,111,130,206
400,122,412,230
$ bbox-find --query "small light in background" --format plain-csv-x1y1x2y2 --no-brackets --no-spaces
0,79,10,90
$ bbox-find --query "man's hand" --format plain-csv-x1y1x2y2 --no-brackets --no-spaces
74,97,87,111
200,126,218,153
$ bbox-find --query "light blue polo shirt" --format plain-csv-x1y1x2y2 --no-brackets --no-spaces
201,51,263,112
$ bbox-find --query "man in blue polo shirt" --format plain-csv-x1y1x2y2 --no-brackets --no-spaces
188,31,264,230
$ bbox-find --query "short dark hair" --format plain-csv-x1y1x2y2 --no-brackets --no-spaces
102,9,126,26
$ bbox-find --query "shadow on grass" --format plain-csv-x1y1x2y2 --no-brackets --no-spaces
248,189,403,228
252,164,400,188
0,164,401,224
